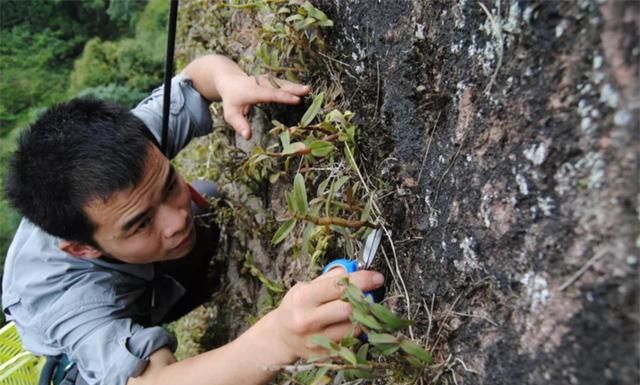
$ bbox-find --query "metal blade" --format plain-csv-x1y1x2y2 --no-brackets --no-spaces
360,229,382,269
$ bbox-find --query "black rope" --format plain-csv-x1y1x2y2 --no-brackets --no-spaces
161,0,179,157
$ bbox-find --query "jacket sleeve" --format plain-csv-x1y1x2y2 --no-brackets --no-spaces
131,73,213,159
38,300,177,385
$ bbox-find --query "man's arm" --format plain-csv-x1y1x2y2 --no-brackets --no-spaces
182,54,311,139
128,270,384,385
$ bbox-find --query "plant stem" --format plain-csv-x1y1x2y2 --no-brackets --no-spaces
266,148,311,157
303,214,378,229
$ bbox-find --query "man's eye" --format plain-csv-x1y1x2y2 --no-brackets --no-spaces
135,218,151,233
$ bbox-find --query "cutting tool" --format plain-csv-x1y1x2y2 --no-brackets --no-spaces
323,228,382,274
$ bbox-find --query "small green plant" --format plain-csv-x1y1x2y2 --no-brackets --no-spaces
175,1,438,383
277,280,432,384
244,91,376,267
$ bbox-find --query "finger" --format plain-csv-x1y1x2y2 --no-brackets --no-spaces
302,322,361,359
309,270,384,305
349,270,385,293
316,321,361,342
322,266,348,278
224,109,252,140
306,299,353,331
254,86,303,105
274,80,312,96
258,75,311,96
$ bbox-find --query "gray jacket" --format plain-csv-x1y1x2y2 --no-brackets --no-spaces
2,74,212,385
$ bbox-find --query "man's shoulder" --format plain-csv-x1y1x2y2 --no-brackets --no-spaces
2,219,99,308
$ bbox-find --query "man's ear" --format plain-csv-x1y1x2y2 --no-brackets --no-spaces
59,240,103,259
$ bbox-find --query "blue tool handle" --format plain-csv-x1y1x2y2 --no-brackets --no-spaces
323,259,376,301
322,259,358,274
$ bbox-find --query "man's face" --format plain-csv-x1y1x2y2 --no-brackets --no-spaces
84,145,196,264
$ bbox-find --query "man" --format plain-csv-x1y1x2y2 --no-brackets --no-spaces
2,54,384,385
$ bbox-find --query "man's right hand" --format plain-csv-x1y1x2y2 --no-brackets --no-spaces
265,269,386,363
128,269,384,385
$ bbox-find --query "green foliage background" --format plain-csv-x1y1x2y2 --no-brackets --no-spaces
0,0,169,321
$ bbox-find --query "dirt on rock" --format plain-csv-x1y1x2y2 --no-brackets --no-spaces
313,0,639,383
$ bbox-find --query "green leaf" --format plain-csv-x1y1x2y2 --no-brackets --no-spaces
325,175,350,215
285,191,295,212
310,370,331,385
279,130,290,147
317,178,330,196
339,347,358,366
309,140,335,157
345,145,358,173
379,344,401,356
285,14,304,23
302,17,316,29
352,307,384,330
400,340,433,364
281,142,307,155
342,283,365,304
302,1,330,22
301,223,316,257
334,175,350,193
345,369,376,379
300,92,325,127
347,125,357,143
310,335,338,351
370,303,413,331
269,172,281,184
405,355,425,368
360,195,373,222
356,343,369,363
367,332,398,345
325,109,347,126
271,219,296,245
317,19,334,27
293,173,308,216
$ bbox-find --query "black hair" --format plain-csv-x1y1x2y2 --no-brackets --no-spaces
4,98,157,246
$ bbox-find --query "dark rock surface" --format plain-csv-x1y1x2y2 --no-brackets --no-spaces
315,0,639,383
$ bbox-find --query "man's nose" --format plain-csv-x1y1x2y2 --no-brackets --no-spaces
158,204,188,239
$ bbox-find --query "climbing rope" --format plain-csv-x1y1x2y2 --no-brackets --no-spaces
161,0,179,157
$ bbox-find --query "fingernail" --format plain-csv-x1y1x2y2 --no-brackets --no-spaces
373,273,384,285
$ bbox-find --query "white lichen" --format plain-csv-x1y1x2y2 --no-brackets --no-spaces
600,83,620,108
523,143,548,166
593,55,603,70
454,236,481,273
520,271,550,312
614,110,632,126
555,19,568,38
523,6,534,23
415,23,425,40
537,196,555,216
574,152,606,189
555,162,576,196
516,173,529,195
502,1,521,34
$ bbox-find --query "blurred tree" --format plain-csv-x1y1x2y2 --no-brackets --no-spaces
75,84,147,108
107,0,148,32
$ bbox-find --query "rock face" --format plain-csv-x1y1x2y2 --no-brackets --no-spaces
314,0,639,383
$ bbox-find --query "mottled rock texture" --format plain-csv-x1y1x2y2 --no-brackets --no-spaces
314,0,639,383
